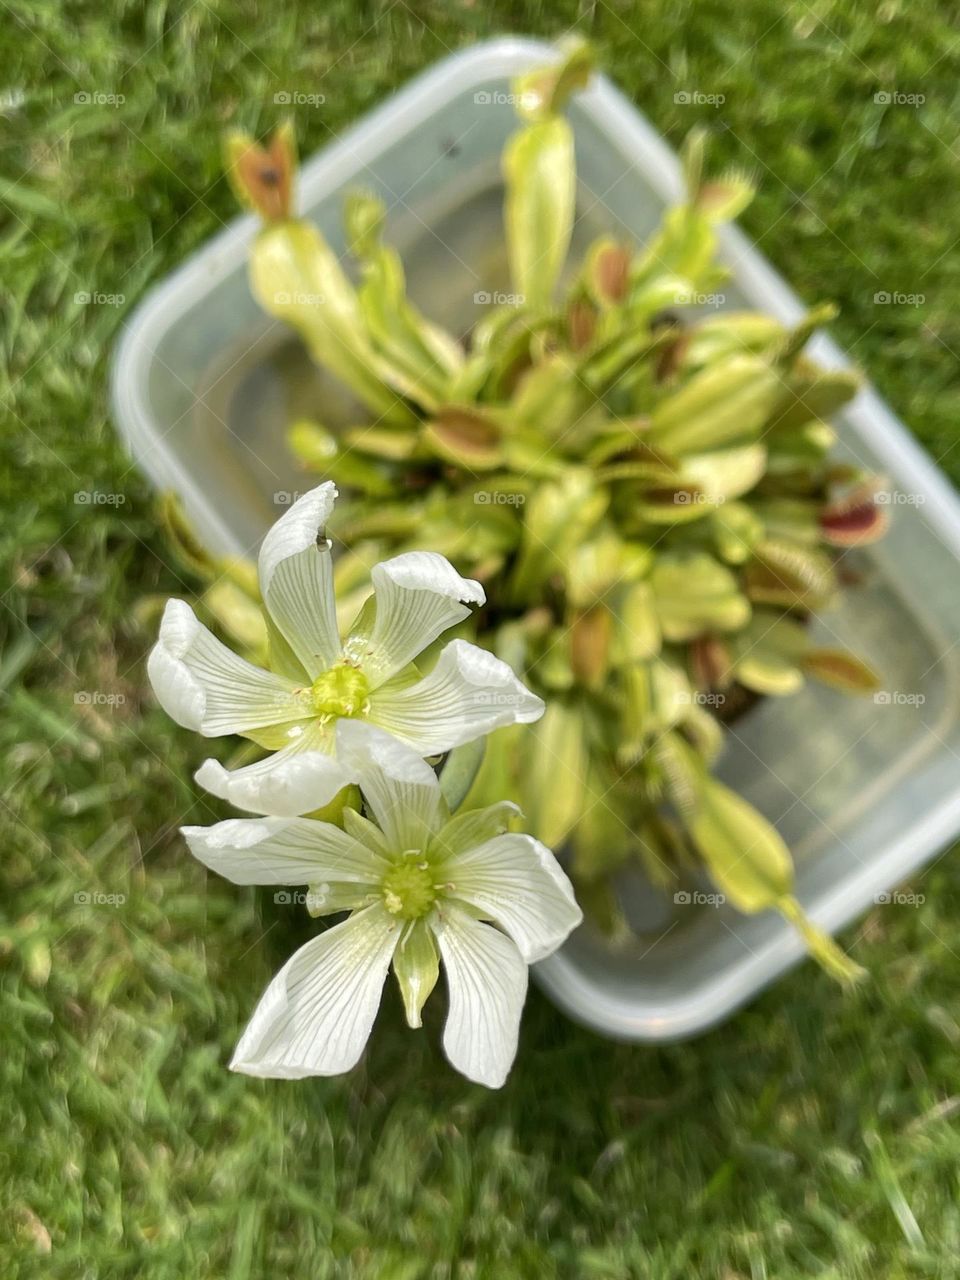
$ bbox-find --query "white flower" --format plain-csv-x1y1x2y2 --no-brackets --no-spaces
182,722,582,1088
147,482,544,816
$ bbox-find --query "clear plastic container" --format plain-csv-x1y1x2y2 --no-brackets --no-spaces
111,37,960,1041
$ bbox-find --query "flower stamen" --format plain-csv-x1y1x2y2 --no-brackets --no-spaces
381,856,437,920
310,662,371,719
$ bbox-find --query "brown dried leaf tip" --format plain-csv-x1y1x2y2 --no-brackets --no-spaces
225,121,296,223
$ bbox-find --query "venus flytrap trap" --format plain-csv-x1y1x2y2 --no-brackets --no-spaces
196,38,893,987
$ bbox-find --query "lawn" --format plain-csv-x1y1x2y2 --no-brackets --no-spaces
3,1,960,1276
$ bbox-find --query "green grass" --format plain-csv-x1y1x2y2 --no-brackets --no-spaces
4,1,960,1275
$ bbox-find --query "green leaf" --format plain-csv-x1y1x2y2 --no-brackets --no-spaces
202,582,268,660
684,311,786,368
681,128,707,204
651,553,751,641
522,702,588,848
507,358,583,436
341,425,419,462
686,775,865,985
439,737,487,813
778,897,866,985
710,502,764,564
732,612,808,696
619,660,691,762
648,355,783,455
345,190,463,407
567,534,650,608
687,775,794,910
509,470,608,601
652,730,708,820
766,365,862,433
287,420,396,495
249,220,415,425
580,302,677,392
570,875,631,940
569,765,638,889
743,539,837,610
503,115,575,311
802,649,881,693
775,303,838,367
636,445,767,526
631,205,717,288
156,490,223,584
680,444,767,504
752,499,821,545
681,702,725,765
614,581,661,664
157,492,259,597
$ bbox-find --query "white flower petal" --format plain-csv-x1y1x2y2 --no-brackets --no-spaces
368,639,544,756
182,816,387,885
442,833,582,963
147,598,304,736
195,722,353,816
231,904,401,1079
258,482,341,678
360,552,485,685
335,720,444,851
433,906,528,1089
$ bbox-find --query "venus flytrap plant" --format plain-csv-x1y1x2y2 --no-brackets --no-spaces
181,721,581,1087
209,39,890,982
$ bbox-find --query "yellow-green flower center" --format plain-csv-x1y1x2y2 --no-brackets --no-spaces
381,856,437,920
310,663,370,719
